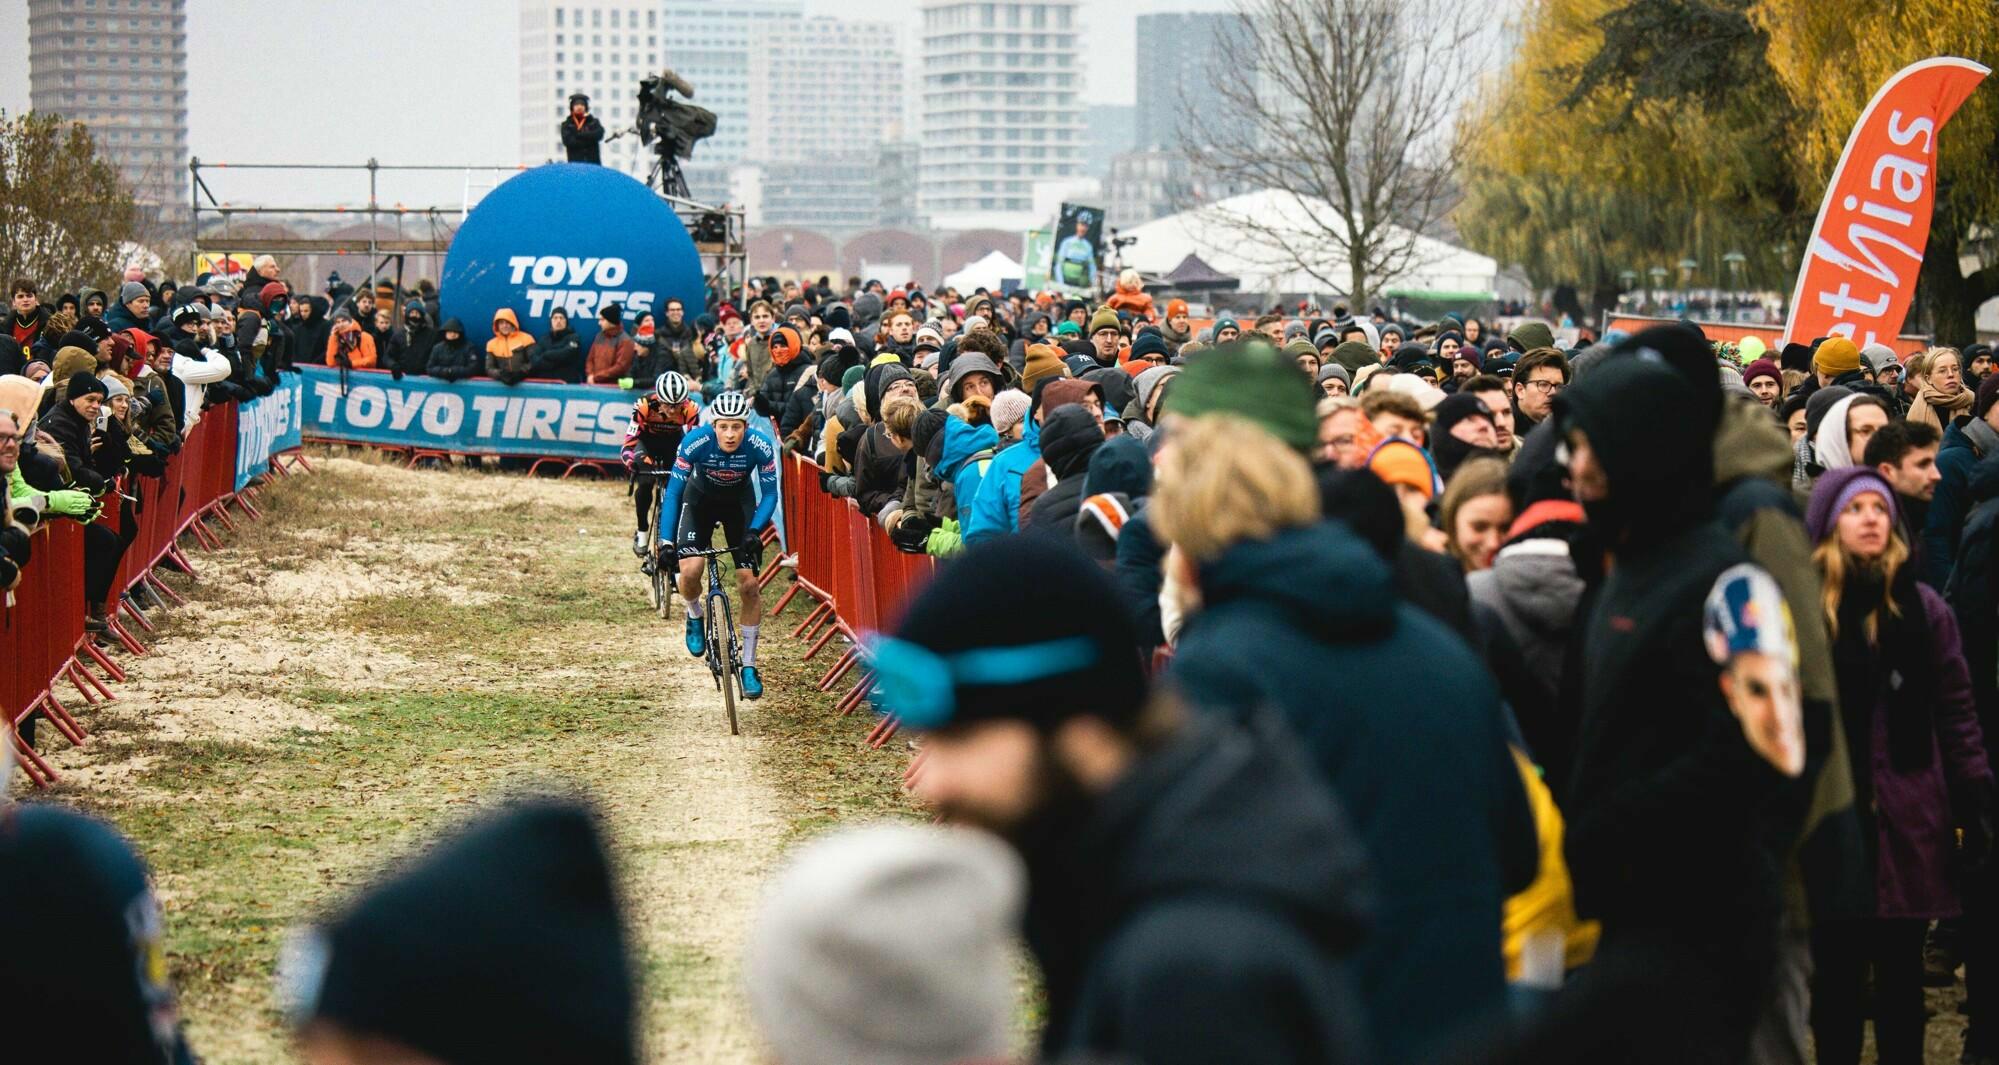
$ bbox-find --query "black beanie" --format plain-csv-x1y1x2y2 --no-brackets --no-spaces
889,536,1146,731
68,372,109,401
599,302,623,326
292,799,636,1065
0,804,195,1063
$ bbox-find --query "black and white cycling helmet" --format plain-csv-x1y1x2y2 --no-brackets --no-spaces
654,371,690,405
708,391,753,421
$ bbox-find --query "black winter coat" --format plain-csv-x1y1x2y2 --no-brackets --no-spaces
1028,714,1371,1065
38,401,106,492
528,327,583,383
426,325,483,382
756,357,809,419
852,423,909,517
1023,405,1102,535
560,113,604,163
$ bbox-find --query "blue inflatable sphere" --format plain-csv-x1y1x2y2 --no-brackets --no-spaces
441,163,707,349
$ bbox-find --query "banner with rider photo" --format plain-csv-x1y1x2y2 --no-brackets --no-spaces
1050,203,1105,297
234,373,305,490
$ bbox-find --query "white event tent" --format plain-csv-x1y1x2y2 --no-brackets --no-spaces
1119,189,1500,301
943,250,1024,294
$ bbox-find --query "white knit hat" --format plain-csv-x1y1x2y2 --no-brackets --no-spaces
744,824,1024,1065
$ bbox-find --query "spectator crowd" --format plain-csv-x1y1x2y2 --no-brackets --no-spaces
10,257,1999,1065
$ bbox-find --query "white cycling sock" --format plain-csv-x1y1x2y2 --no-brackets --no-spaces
742,624,759,666
685,594,704,618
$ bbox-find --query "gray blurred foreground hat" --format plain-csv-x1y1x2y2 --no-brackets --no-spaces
745,822,1025,1065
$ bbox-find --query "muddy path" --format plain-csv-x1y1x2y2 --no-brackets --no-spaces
24,452,910,1063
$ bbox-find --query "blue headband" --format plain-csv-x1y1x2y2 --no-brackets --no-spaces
866,635,1100,730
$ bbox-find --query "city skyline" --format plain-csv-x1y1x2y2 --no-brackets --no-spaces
0,0,1236,214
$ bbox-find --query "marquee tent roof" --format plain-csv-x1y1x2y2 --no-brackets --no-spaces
944,249,1024,293
1119,189,1499,299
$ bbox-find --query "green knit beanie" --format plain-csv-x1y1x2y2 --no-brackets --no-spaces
1087,307,1122,336
1163,341,1318,453
1330,341,1377,374
840,364,867,390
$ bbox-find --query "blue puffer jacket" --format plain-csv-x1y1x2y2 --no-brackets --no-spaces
1926,419,1985,588
937,415,998,518
1169,520,1537,1065
963,417,1040,544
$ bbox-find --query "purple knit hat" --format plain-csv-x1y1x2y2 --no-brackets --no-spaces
1805,466,1898,543
1741,359,1781,390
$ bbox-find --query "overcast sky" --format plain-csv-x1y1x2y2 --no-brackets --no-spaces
0,0,1248,206
1,0,1516,218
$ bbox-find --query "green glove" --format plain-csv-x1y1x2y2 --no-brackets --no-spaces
617,377,635,390
45,489,93,517
926,518,963,558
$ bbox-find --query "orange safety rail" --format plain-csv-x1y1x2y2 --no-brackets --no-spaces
2,398,306,787
767,448,943,749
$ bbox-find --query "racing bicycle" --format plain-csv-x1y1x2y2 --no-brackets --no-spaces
634,469,675,620
682,544,745,736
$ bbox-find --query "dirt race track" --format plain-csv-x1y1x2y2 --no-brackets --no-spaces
23,451,912,1063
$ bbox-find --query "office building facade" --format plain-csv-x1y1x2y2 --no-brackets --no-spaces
918,0,1084,231
26,0,189,217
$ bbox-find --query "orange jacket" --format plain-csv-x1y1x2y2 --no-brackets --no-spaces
325,318,378,368
1105,275,1156,321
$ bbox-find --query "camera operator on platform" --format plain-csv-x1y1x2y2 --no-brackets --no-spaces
562,93,604,165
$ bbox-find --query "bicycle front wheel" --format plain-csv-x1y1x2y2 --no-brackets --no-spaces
709,591,739,736
653,556,672,620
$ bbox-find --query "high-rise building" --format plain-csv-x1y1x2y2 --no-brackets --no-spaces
918,0,1084,231
26,0,189,217
519,0,803,202
748,16,900,165
1085,104,1135,179
1134,11,1236,152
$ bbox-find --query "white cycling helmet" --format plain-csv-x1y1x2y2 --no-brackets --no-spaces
708,390,753,421
654,371,690,404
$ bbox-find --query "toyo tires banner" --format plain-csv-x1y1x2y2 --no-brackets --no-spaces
298,366,627,460
440,164,709,349
1783,57,1990,347
235,374,305,490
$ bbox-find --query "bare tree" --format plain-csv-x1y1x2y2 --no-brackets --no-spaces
1187,0,1486,308
0,112,139,292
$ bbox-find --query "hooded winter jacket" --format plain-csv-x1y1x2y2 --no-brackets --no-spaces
1712,392,1866,925
485,309,537,383
1024,405,1104,534
1555,354,1794,1047
286,297,332,372
426,320,482,382
1026,713,1371,1065
400,306,438,377
324,318,378,369
1172,520,1536,1065
937,416,999,521
964,416,1042,545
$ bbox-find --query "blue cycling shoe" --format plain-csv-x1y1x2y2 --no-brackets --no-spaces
684,616,706,657
740,666,763,700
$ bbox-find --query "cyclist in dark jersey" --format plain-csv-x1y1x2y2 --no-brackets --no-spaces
623,371,702,569
659,390,779,699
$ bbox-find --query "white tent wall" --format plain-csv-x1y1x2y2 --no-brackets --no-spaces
944,249,1025,293
1120,189,1499,302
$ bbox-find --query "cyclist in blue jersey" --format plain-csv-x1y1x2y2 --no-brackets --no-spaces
659,390,780,699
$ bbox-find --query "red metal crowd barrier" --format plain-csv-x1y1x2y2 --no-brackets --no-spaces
3,402,307,786
770,452,938,749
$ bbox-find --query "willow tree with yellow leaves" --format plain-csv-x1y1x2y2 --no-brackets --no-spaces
1459,0,1998,342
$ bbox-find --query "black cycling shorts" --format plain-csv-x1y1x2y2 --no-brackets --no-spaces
675,483,762,571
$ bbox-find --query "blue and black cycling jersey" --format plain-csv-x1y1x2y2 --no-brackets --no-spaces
658,423,780,532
